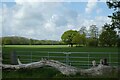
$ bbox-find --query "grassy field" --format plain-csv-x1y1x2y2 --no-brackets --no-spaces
2,45,118,51
2,45,119,79
2,45,118,66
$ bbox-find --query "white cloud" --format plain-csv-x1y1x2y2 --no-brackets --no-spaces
77,15,111,30
2,2,111,40
44,21,56,32
85,0,97,13
2,2,69,40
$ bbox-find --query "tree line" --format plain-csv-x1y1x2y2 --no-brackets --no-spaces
61,24,119,47
1,36,64,45
61,0,120,47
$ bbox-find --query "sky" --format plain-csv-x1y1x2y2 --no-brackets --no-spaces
0,0,114,40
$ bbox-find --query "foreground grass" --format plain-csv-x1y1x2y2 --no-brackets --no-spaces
3,67,60,78
2,66,118,79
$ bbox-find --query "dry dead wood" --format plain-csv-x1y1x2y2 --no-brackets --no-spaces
1,59,119,76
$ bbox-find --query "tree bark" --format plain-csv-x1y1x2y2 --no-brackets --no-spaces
1,59,119,76
70,44,73,47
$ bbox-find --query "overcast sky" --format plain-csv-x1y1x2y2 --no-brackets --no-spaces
0,0,114,40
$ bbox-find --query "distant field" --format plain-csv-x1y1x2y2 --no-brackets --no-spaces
2,45,118,52
3,45,68,48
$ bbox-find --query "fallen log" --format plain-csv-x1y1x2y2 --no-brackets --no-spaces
80,64,119,76
1,59,119,76
1,59,78,75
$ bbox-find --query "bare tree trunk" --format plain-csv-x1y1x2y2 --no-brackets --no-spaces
1,59,119,76
70,44,73,47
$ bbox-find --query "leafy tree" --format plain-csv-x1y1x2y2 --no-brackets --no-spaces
72,33,86,46
117,38,120,47
0,38,2,45
81,33,86,46
107,0,120,30
29,39,34,45
102,23,112,31
61,30,78,47
72,33,81,46
107,0,120,47
78,26,87,46
89,25,99,38
99,27,118,47
3,38,12,45
79,26,87,35
87,38,98,47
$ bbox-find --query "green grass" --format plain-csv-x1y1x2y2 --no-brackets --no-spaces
2,45,119,78
2,45,118,66
2,45,118,51
3,66,60,78
2,67,118,79
2,45,117,63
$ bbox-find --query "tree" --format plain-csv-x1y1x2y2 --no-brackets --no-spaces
72,33,81,46
117,37,120,47
79,26,87,35
89,25,99,38
80,33,86,46
72,33,86,46
87,38,98,47
0,38,2,45
3,38,12,45
61,30,78,47
107,0,120,30
107,0,120,47
79,26,87,46
102,23,112,31
29,39,34,45
99,27,118,47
